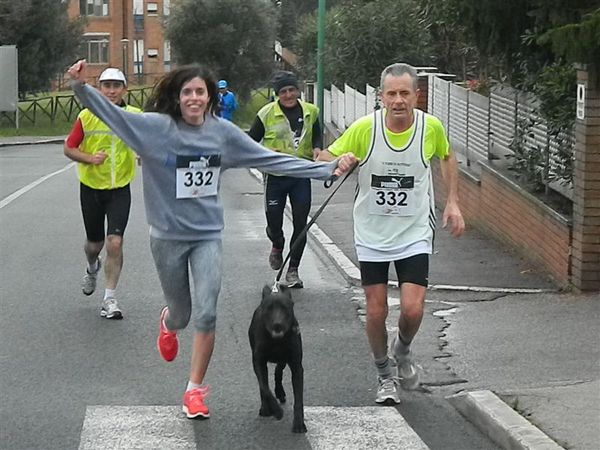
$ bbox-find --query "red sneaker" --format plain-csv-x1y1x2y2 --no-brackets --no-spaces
157,307,178,362
183,387,210,419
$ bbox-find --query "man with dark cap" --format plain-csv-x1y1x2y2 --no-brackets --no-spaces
248,71,323,288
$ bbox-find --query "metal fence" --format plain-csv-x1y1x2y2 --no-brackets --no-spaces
428,78,574,198
324,83,377,130
322,77,574,200
0,87,154,127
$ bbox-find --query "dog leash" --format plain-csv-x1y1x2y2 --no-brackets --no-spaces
272,163,357,291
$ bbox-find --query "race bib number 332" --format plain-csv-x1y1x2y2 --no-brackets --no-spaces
368,174,417,216
175,154,221,199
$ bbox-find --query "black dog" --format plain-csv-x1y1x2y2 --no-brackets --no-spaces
248,284,306,433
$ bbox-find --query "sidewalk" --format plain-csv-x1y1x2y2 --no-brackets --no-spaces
4,138,599,450
307,175,599,450
0,136,65,147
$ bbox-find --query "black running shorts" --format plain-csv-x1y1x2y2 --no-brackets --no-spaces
80,183,131,242
360,254,429,287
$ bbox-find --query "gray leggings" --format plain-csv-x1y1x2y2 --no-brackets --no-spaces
150,237,222,332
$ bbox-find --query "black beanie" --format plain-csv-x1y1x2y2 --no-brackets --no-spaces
272,71,298,94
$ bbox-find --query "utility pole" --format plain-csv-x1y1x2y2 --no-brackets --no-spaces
317,0,326,129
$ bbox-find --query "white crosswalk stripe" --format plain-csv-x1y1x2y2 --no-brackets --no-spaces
79,405,429,450
305,406,429,450
79,406,195,450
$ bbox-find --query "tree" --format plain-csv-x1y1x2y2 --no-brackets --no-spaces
453,0,533,83
452,0,598,83
270,0,344,47
418,0,478,80
537,6,600,64
166,0,277,101
0,0,82,95
293,0,433,89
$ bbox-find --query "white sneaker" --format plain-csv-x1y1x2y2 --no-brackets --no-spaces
285,268,304,289
375,377,401,405
82,257,101,296
389,333,420,390
101,298,123,320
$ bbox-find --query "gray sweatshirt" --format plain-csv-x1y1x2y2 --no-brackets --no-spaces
73,82,338,241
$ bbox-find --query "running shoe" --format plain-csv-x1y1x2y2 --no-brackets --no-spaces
100,297,123,320
82,257,102,296
375,377,400,405
389,333,420,390
269,247,283,270
183,387,210,419
157,306,178,362
285,267,304,289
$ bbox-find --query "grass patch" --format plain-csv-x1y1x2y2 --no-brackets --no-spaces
234,89,273,129
0,122,72,137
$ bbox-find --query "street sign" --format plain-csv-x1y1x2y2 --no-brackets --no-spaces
0,45,19,128
577,82,586,120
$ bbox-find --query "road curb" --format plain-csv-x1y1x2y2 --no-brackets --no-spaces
447,390,564,450
0,138,65,148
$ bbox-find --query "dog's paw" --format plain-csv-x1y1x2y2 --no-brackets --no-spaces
259,404,272,417
272,404,284,420
292,420,307,433
275,386,286,403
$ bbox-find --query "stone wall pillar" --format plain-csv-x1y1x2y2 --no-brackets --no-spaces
572,64,600,292
417,74,430,112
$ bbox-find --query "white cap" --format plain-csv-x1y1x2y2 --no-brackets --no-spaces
98,68,127,86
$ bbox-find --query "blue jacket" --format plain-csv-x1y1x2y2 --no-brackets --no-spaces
219,91,238,121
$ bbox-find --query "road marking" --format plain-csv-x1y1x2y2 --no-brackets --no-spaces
305,406,429,450
79,406,195,450
0,162,75,209
79,405,430,449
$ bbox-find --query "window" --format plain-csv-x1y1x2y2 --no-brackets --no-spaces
133,0,144,31
80,0,109,17
133,39,144,74
164,40,171,72
147,3,158,14
83,35,109,64
164,0,170,16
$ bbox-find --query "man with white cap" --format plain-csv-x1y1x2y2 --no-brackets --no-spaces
64,67,141,319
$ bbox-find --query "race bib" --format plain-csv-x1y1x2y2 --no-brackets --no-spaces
175,154,221,199
368,174,417,216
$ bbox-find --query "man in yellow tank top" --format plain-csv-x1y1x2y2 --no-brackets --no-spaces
64,68,140,320
319,63,465,405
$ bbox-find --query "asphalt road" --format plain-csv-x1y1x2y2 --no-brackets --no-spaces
0,143,499,450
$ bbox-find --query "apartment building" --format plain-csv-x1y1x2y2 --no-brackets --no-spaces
67,0,172,85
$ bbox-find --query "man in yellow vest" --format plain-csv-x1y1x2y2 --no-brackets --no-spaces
64,67,140,319
248,71,322,288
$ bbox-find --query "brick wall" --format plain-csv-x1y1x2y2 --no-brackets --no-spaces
432,160,572,286
571,65,600,291
68,0,171,85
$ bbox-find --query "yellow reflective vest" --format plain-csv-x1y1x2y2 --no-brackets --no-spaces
77,105,140,189
257,99,319,161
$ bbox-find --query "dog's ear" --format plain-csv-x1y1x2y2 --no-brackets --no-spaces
278,283,294,300
262,284,273,299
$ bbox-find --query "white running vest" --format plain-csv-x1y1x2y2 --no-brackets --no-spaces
354,108,436,261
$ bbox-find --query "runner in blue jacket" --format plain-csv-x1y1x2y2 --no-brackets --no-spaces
217,79,237,121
